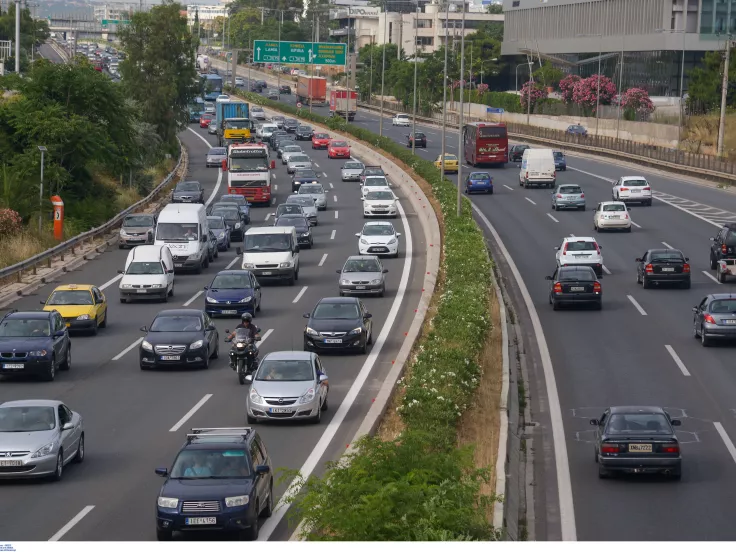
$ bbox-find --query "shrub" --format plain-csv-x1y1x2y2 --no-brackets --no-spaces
559,74,582,104
520,80,548,111
0,208,23,238
572,74,617,110
621,87,655,118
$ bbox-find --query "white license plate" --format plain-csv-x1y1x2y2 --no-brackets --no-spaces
530,172,539,176
372,248,388,252
221,310,238,315
0,460,22,467
269,407,292,414
324,338,342,344
185,517,216,526
2,363,23,370
628,443,652,453
570,287,585,292
724,320,736,324
261,271,273,276
631,189,641,193
136,289,148,293
160,355,180,361
355,286,367,290
661,267,675,272
174,263,183,268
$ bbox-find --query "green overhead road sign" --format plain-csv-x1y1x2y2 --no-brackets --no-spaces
101,19,130,26
253,40,347,66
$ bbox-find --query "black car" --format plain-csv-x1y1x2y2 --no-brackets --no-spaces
276,215,312,248
279,85,291,94
636,249,690,289
265,88,279,100
303,297,373,354
406,132,427,148
270,132,290,149
292,169,320,192
295,126,313,141
218,194,251,224
509,144,530,163
710,223,736,269
553,150,567,171
154,427,273,541
693,293,736,346
250,81,263,92
590,406,682,479
545,266,602,310
272,203,304,224
271,115,285,128
172,181,205,204
0,309,71,381
210,205,246,241
139,309,219,370
283,118,299,133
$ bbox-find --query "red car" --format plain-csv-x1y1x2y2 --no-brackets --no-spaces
200,114,214,128
312,133,331,149
328,139,351,159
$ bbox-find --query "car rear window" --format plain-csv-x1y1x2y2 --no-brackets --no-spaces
559,186,581,194
606,413,671,434
558,268,595,281
710,299,736,313
565,241,597,251
602,204,626,212
650,251,684,262
726,231,736,245
623,179,648,187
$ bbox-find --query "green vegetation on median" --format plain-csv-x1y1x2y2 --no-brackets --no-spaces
228,87,500,540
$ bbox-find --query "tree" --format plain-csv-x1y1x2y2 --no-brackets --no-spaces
119,1,199,147
687,48,736,113
0,4,50,70
486,3,503,14
559,74,581,103
572,74,617,110
533,61,564,89
621,87,654,119
355,43,400,100
520,80,548,110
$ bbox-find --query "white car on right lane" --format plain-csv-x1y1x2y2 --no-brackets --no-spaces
363,188,398,218
555,236,604,277
612,176,652,205
593,201,632,232
361,176,391,199
356,221,401,257
392,113,411,126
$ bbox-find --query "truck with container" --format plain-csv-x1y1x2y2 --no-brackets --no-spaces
296,76,327,106
224,143,275,206
215,99,253,147
329,88,358,121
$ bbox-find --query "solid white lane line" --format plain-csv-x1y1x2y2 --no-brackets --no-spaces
630,221,642,229
318,253,328,267
169,394,213,432
186,127,212,148
333,195,338,202
265,213,272,221
662,241,674,249
255,328,273,349
226,256,240,269
664,345,691,376
703,270,721,284
330,230,336,240
503,185,513,191
292,286,308,303
335,210,339,219
547,213,559,223
100,274,122,290
112,338,143,361
627,295,647,316
329,183,334,189
183,290,203,306
714,422,736,464
525,197,536,205
602,265,612,275
49,506,96,541
205,170,223,207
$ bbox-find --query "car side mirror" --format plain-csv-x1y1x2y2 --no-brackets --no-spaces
167,269,174,274
155,467,168,477
40,300,46,304
54,330,66,338
355,232,361,237
365,313,372,319
692,307,698,313
319,374,328,383
589,419,599,426
685,257,689,262
671,419,682,426
221,159,227,171
117,269,124,274
62,422,74,431
269,213,275,217
245,374,253,383
204,286,209,290
545,276,553,280
598,245,603,249
382,269,389,273
140,325,148,332
635,258,642,262
255,465,270,475
303,313,310,318
207,324,216,331
294,245,300,253
201,234,207,242
236,247,242,255
336,269,342,273
627,207,632,211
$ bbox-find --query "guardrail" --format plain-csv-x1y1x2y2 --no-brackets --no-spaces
48,39,70,62
0,139,184,283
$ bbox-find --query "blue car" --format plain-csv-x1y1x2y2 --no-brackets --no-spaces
207,215,231,251
154,427,274,541
204,91,219,102
204,270,262,317
554,151,567,171
464,171,494,194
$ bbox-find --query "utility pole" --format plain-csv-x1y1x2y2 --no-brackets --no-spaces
411,0,418,154
277,10,282,101
615,39,624,140
718,37,732,157
346,6,351,123
440,0,449,181
14,0,20,73
379,0,388,137
456,0,466,218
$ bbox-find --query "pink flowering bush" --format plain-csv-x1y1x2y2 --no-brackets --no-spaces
519,81,548,111
572,75,617,110
621,87,655,117
559,74,582,104
0,208,23,238
476,83,489,94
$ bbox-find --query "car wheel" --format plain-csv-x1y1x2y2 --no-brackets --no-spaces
594,223,599,232
60,346,71,371
310,405,322,424
595,301,602,310
288,272,296,286
693,321,700,338
636,270,642,284
710,253,717,270
598,465,609,479
120,297,127,304
91,319,98,336
41,356,56,381
212,341,219,359
99,309,107,328
552,300,559,311
360,338,368,355
156,529,173,541
578,205,585,211
625,226,632,233
701,329,711,347
719,270,727,283
243,510,260,540
682,279,691,289
321,395,328,411
260,482,274,518
74,433,85,463
488,189,493,195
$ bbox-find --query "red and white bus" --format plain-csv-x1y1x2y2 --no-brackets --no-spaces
462,122,508,167
225,143,275,206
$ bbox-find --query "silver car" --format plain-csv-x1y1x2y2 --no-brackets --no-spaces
281,145,304,164
341,160,365,181
245,351,329,423
0,399,84,480
298,183,327,210
208,122,217,135
337,255,388,297
119,213,156,248
287,154,313,174
271,115,285,128
551,184,586,211
251,106,266,120
286,195,318,225
206,146,227,168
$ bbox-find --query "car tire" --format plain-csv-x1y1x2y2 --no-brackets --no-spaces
682,279,691,289
701,329,712,347
243,511,260,540
90,319,99,336
288,272,296,286
60,346,71,371
50,452,64,482
321,395,328,411
642,277,651,289
488,189,493,195
360,339,368,355
719,271,727,283
247,412,258,424
156,529,173,541
261,482,274,518
710,253,717,270
595,301,602,310
578,205,585,211
74,433,85,464
202,349,210,369
120,297,127,304
212,341,219,359
670,469,681,481
552,300,559,311
598,465,609,479
99,310,107,328
625,226,632,233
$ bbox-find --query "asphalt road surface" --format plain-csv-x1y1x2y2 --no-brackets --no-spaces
37,43,64,64
0,121,426,541
228,62,736,540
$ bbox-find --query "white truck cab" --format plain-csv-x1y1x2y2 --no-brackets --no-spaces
154,203,210,273
118,245,175,303
239,226,300,285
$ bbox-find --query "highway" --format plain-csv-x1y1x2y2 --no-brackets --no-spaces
0,119,426,541
37,43,65,64
227,63,736,540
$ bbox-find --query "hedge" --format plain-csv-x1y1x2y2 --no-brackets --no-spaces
227,86,500,540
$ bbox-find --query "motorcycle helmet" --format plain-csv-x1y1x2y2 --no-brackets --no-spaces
241,313,253,323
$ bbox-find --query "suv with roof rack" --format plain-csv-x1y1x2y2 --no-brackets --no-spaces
154,427,273,541
710,223,736,269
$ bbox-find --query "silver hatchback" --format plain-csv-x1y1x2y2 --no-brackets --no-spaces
552,184,586,211
287,154,313,173
206,146,227,168
337,255,388,297
298,183,327,210
286,195,318,225
341,160,365,182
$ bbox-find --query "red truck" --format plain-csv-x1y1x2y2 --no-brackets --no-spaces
329,88,358,121
296,76,327,106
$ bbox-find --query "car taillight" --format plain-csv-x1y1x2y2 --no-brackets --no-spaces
643,187,651,191
620,187,629,191
562,243,568,254
526,172,529,178
580,193,585,198
704,313,716,324
593,242,601,253
553,171,557,178
553,283,562,293
661,445,679,454
645,263,653,273
556,194,562,198
593,282,601,293
722,244,728,254
601,445,619,454
683,263,690,273
624,213,629,219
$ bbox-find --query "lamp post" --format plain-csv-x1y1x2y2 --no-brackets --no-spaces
411,0,419,154
718,35,732,157
277,10,283,101
615,37,624,140
440,0,449,181
37,146,47,234
346,6,351,123
379,0,388,137
456,0,466,218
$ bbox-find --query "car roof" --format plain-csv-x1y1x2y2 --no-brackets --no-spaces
0,399,63,408
648,248,683,255
155,309,203,317
620,176,646,180
364,187,392,194
214,269,254,276
364,221,394,227
707,293,736,300
608,406,667,415
4,310,53,320
52,284,95,291
262,350,315,361
316,296,360,305
562,236,597,242
246,226,294,235
599,201,626,206
220,194,245,200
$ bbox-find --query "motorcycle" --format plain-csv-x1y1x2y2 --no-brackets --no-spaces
225,328,261,385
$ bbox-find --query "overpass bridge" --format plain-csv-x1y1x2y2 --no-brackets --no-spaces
44,15,126,40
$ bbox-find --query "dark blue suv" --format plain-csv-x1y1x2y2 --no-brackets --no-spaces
0,309,72,381
154,427,274,541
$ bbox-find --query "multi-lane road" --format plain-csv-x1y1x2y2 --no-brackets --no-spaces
0,118,427,541
228,64,736,540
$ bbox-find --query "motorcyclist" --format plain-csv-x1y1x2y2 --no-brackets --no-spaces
228,313,260,370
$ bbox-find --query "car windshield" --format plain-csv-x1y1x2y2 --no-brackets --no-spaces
213,208,241,222
210,274,251,289
256,359,313,381
312,303,360,319
244,233,291,252
331,141,348,147
366,191,394,200
0,406,56,432
343,259,381,272
606,413,671,434
298,126,311,132
364,178,387,187
283,146,302,153
559,186,582,194
363,224,394,236
565,241,597,252
623,179,648,187
170,449,251,479
149,315,202,332
123,215,154,227
650,251,684,262
285,119,297,125
315,134,329,139
710,299,736,313
46,289,94,305
287,197,314,207
469,173,490,180
276,217,308,229
558,269,595,281
225,120,250,129
0,318,51,337
156,222,200,241
221,196,245,206
251,106,263,112
299,185,323,194
554,151,565,158
603,204,626,212
290,155,310,163
344,162,363,170
208,148,226,155
442,155,458,160
126,262,164,275
277,205,303,216
176,182,200,192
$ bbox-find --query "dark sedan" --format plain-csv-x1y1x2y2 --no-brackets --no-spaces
303,297,373,354
406,132,427,148
269,131,289,148
283,118,299,133
546,266,602,310
636,249,690,289
509,144,530,162
295,126,314,141
171,181,204,204
139,309,219,370
693,293,736,346
218,194,251,224
204,270,262,317
591,406,682,479
279,85,291,94
276,215,312,248
292,169,320,192
553,150,567,171
210,205,246,241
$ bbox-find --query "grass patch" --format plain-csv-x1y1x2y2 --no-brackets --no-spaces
682,113,736,158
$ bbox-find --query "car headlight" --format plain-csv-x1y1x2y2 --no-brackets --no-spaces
76,314,91,320
388,238,397,245
360,239,369,245
239,296,252,303
300,233,310,237
190,340,204,350
119,229,128,236
347,327,362,335
225,495,250,508
151,284,163,289
157,497,179,509
235,223,242,229
141,340,153,352
190,251,201,260
31,442,54,458
29,350,48,357
279,261,292,268
298,387,316,404
243,263,255,269
249,388,264,405
306,327,318,336
340,279,350,285
370,279,382,285
206,296,217,303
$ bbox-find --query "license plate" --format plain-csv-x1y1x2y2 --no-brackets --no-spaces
185,517,216,526
221,310,237,315
631,189,640,193
355,286,366,290
661,267,675,272
129,238,144,242
0,460,22,467
261,271,273,276
136,289,147,293
160,355,180,361
570,287,585,292
324,338,342,344
269,407,292,414
174,263,183,268
2,363,23,370
372,248,388,252
628,443,652,453
724,320,736,324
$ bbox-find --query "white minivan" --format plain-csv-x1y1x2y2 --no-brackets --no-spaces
118,245,175,303
239,226,300,285
519,148,556,188
154,203,210,273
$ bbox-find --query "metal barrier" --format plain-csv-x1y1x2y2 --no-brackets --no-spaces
0,139,184,283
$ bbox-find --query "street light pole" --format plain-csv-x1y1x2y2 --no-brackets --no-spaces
411,0,418,154
15,0,20,73
346,6,351,123
616,38,624,140
440,0,449,181
277,10,283,101
595,35,602,141
456,0,466,218
717,36,732,157
678,28,686,149
379,1,388,137
38,146,46,234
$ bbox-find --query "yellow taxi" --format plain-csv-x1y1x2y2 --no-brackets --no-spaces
434,153,459,174
41,284,108,334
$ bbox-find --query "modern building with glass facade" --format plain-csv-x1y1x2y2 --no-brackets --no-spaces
501,0,735,97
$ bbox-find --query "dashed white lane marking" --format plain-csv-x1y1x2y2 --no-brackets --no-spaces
112,338,144,361
503,185,513,191
318,254,328,267
329,183,334,189
703,270,721,284
627,295,647,316
525,197,536,205
183,290,203,306
333,195,338,202
631,221,642,228
226,256,240,269
714,422,736,464
570,233,576,237
292,286,308,303
330,230,336,240
335,210,339,219
169,394,213,432
256,328,273,349
602,265,612,275
48,506,96,541
100,274,123,290
547,213,559,223
314,163,320,168
665,345,691,376
265,213,272,221
662,241,674,249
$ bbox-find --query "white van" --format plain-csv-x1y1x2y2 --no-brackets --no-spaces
519,148,556,188
239,226,300,285
118,245,175,303
154,203,210,273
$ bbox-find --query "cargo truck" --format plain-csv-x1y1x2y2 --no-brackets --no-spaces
296,76,327,106
329,88,358,121
215,99,253,147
